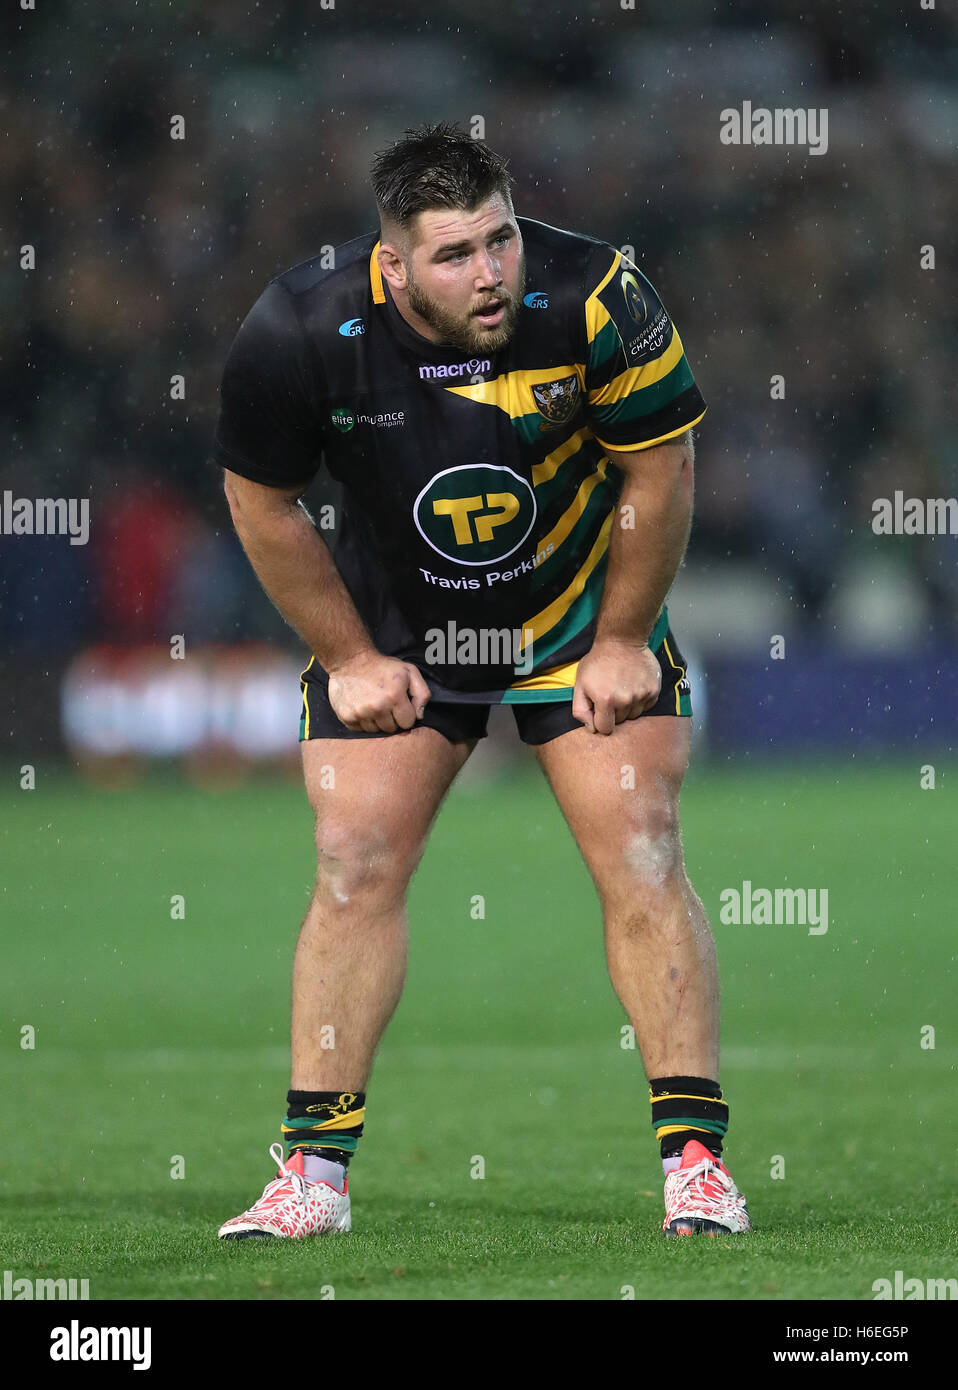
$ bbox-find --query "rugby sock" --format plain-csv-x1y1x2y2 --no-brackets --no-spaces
650,1075,728,1168
302,1152,347,1192
282,1090,366,1175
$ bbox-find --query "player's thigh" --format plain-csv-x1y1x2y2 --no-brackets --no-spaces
533,716,691,892
302,726,474,875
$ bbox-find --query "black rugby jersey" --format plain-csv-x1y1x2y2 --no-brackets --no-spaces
212,217,706,703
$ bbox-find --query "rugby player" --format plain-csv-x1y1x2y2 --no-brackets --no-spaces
212,123,749,1240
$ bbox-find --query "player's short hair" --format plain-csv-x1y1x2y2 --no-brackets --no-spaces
371,122,514,239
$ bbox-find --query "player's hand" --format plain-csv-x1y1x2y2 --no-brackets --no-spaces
572,638,661,735
327,651,431,733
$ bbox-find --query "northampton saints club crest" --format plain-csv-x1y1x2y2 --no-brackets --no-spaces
532,375,580,430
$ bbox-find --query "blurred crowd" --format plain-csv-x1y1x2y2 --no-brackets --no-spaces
3,0,957,661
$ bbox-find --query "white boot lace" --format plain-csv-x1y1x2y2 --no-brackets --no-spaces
262,1142,308,1208
673,1154,732,1206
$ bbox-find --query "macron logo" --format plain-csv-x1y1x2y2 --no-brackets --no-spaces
418,358,490,380
337,318,364,337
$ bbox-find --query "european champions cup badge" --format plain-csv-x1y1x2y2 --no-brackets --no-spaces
621,269,647,325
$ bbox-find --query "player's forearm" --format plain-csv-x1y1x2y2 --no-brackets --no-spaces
594,442,693,647
229,499,376,671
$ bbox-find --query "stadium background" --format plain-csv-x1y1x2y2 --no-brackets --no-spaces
2,0,956,1303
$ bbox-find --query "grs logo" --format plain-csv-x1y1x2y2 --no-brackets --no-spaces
523,291,549,308
414,464,537,566
337,318,365,337
418,358,491,380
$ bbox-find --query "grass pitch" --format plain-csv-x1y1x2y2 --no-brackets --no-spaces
1,757,955,1300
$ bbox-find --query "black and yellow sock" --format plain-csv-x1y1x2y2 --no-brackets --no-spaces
650,1075,728,1160
283,1089,366,1166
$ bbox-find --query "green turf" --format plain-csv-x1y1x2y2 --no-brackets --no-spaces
1,758,955,1300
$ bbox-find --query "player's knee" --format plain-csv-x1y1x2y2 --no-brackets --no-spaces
313,823,422,908
620,803,684,894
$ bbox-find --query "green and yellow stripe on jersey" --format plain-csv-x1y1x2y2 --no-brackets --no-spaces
584,251,706,452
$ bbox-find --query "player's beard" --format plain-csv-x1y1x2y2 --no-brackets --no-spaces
406,255,526,356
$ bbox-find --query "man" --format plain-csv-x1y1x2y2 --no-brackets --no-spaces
212,123,749,1240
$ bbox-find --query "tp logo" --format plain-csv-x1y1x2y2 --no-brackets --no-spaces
414,464,537,565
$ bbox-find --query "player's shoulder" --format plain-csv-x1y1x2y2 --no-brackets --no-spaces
271,230,378,301
226,231,378,356
517,216,619,299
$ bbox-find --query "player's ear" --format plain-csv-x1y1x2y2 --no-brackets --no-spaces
377,212,413,290
377,240,408,291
